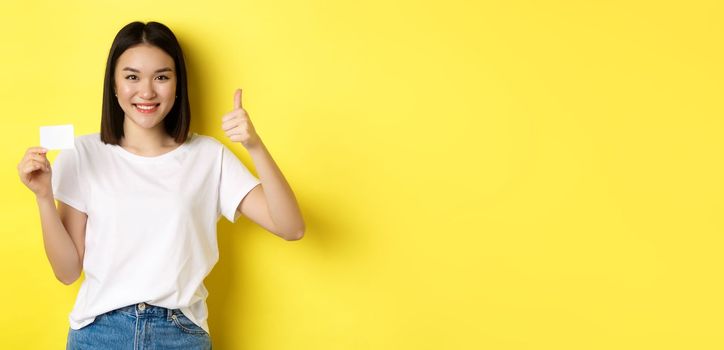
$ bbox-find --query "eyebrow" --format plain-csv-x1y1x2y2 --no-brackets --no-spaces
122,67,174,73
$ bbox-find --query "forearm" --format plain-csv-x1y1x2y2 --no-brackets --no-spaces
247,140,305,237
36,195,81,284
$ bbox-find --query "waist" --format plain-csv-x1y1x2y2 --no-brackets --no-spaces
112,302,182,319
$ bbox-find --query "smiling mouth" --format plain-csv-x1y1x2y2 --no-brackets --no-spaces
133,104,160,114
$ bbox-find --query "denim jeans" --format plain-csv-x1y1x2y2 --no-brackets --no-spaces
66,303,212,349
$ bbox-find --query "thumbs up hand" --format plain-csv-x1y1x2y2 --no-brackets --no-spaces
222,88,261,149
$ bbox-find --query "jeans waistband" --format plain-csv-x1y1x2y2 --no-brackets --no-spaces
114,303,181,319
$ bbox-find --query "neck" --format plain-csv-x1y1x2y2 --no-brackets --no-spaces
120,118,177,155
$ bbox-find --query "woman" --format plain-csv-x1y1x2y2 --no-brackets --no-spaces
16,21,305,349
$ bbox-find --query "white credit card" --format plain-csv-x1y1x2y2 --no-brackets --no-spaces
40,124,75,150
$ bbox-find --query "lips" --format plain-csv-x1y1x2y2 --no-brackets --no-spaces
133,103,160,114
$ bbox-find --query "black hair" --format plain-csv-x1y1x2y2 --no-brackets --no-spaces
100,21,190,144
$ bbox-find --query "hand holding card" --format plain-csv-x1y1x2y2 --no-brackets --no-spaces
16,124,74,198
17,145,52,198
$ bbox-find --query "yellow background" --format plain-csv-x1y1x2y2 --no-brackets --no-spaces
1,0,722,348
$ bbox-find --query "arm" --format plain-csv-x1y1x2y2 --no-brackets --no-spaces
18,147,87,285
37,197,87,284
237,140,305,240
222,89,305,241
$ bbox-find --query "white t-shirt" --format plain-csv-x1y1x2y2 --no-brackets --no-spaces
51,133,260,335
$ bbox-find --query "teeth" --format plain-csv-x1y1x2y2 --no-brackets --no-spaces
136,104,157,110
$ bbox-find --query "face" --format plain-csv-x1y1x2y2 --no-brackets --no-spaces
114,44,177,132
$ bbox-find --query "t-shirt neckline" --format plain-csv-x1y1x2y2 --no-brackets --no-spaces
111,133,195,162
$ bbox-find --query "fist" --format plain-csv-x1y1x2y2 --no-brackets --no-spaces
222,88,261,149
18,147,52,198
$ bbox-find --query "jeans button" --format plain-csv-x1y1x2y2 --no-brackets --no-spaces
138,303,146,311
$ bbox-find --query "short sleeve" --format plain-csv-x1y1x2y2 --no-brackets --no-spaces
219,145,261,222
52,148,86,213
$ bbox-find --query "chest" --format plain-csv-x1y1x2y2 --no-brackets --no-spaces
83,154,218,220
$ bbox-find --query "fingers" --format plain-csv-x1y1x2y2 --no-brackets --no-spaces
19,147,48,170
21,159,49,174
226,89,259,148
26,147,48,155
227,134,244,143
222,109,250,130
222,121,236,132
234,88,243,110
29,157,50,172
27,153,48,164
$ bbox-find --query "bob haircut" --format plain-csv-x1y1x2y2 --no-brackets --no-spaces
101,21,191,145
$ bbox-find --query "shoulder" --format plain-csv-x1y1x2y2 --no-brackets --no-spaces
75,133,100,143
73,133,103,149
60,133,104,157
186,133,229,152
54,133,102,167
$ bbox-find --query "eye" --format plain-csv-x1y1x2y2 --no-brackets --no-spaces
155,75,169,81
125,74,138,80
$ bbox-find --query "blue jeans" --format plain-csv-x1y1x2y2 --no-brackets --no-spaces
66,303,212,349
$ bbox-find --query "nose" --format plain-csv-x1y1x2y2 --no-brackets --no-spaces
139,80,156,100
